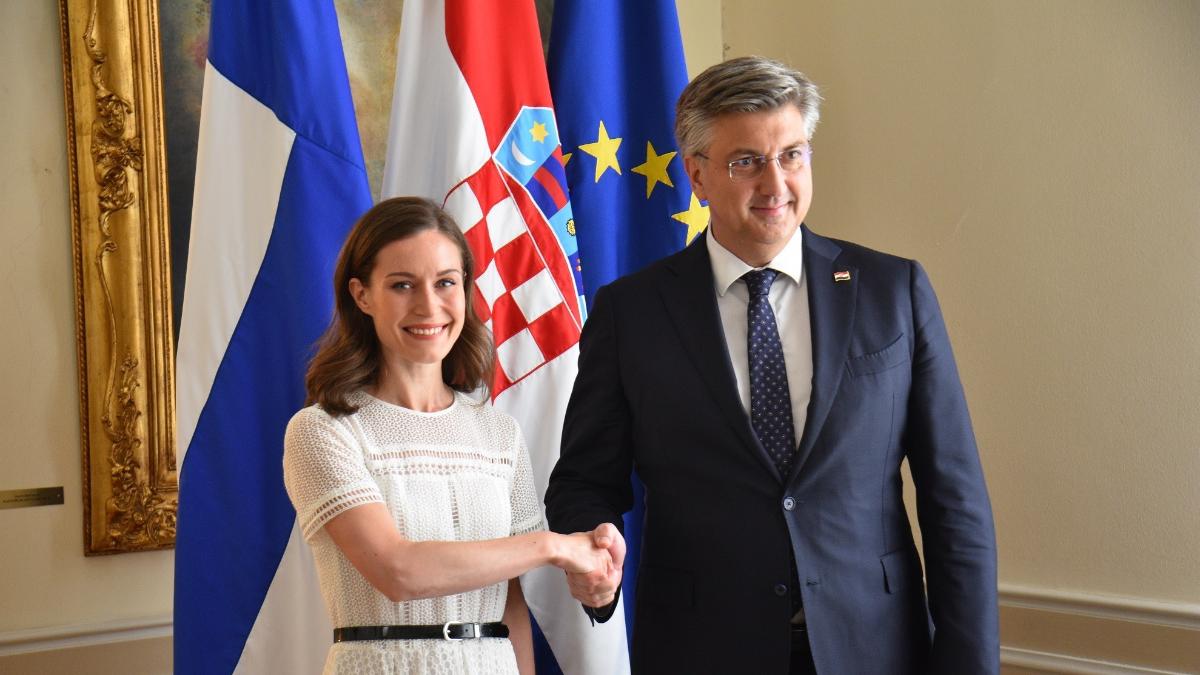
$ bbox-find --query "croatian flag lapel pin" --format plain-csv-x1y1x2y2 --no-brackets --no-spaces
833,270,851,282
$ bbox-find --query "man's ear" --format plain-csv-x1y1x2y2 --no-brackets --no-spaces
683,154,708,202
348,277,371,315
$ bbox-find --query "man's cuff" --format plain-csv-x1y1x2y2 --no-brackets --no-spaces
582,588,621,625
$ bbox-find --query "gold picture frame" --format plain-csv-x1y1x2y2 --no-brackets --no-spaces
59,0,177,555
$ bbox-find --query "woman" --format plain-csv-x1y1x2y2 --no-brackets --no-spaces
283,197,612,674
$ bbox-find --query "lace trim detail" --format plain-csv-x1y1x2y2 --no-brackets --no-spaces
301,482,383,540
367,447,515,481
371,448,515,466
373,463,511,480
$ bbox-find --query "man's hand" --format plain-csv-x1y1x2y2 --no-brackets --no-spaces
566,522,625,608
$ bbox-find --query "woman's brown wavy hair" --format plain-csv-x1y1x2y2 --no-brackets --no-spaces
305,197,493,416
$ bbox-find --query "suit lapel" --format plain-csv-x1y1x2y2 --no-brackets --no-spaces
790,226,856,480
659,238,782,480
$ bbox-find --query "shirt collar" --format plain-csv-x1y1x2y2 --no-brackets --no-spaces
706,225,806,296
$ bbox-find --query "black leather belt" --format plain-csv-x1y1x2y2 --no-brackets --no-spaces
334,622,509,642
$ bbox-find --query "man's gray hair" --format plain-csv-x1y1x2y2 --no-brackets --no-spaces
675,56,823,156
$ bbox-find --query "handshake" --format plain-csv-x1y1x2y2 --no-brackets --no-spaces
552,522,625,609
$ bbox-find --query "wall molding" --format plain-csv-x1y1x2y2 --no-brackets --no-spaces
1,588,1195,667
1000,583,1200,630
1002,646,1183,674
998,584,1199,674
0,615,171,657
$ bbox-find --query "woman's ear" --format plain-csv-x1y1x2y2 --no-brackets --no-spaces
348,277,371,315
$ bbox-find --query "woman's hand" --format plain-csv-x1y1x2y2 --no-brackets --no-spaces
564,523,625,609
552,531,615,575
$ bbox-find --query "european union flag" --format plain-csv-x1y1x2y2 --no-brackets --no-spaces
550,0,703,310
549,0,703,654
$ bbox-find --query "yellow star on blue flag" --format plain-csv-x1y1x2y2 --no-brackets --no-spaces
551,1,693,306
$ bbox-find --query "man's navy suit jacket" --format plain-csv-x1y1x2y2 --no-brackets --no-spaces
546,226,999,674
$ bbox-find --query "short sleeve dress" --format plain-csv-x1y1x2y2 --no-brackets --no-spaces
283,390,545,675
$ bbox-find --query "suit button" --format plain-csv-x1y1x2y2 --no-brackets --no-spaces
783,497,796,511
773,583,788,597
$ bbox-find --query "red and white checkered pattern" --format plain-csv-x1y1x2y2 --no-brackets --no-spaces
444,160,582,395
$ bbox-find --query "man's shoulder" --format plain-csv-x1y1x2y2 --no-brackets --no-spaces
807,227,917,279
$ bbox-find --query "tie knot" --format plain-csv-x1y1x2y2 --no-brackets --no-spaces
742,268,779,298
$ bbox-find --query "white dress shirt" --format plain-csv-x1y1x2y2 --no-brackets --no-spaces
706,227,813,449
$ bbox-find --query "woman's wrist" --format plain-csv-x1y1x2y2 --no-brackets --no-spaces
542,532,566,568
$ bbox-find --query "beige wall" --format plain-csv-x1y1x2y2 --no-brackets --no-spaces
677,0,724,77
725,0,1200,670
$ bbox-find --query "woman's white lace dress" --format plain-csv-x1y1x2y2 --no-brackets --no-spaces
283,390,544,674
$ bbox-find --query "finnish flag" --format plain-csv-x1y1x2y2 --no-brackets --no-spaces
173,2,372,673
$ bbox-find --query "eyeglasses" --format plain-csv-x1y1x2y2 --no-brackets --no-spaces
696,146,813,182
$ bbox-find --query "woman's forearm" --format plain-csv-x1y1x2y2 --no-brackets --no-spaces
381,532,560,602
323,502,605,603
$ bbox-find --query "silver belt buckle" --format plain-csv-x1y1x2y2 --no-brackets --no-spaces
442,621,480,641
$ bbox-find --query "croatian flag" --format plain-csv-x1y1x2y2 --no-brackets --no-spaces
381,1,630,673
173,2,372,673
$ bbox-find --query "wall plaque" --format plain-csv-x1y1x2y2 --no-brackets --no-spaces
0,487,66,510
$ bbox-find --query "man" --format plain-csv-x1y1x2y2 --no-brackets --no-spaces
545,56,998,674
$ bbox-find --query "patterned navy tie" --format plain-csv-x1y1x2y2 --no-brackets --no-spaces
743,269,798,476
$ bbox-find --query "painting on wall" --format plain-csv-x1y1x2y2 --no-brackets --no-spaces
157,1,411,337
